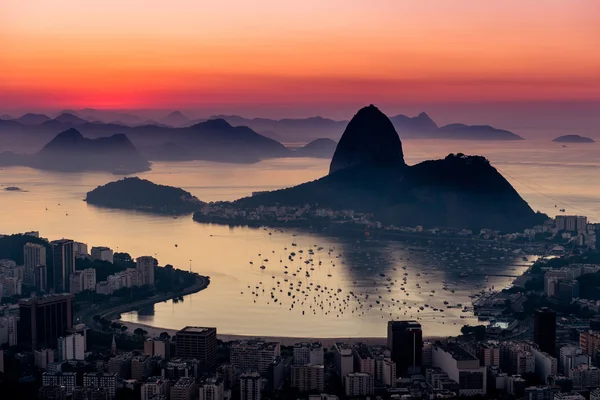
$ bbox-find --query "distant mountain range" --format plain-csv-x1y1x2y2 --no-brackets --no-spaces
230,105,546,232
1,109,524,146
213,112,524,142
0,128,150,173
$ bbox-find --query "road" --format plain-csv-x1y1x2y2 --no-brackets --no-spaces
76,275,210,329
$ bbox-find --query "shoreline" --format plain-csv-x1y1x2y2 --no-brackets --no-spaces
78,275,210,328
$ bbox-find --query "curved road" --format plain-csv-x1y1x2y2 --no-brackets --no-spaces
77,276,210,329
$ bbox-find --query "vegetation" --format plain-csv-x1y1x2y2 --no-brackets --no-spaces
460,325,486,340
0,234,51,265
85,177,204,214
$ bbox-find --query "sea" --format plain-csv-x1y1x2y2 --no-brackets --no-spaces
1,139,600,338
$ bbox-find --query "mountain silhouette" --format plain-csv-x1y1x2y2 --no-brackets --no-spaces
52,112,89,125
552,134,595,143
231,105,545,231
329,105,406,174
293,138,338,158
14,113,52,125
162,111,191,127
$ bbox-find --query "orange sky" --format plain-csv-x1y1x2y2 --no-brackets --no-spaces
1,0,599,113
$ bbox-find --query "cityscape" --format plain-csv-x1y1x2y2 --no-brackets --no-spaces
2,1,599,400
2,210,600,399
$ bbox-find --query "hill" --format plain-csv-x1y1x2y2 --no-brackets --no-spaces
4,128,151,173
552,135,595,143
85,177,204,213
229,105,545,232
293,138,338,158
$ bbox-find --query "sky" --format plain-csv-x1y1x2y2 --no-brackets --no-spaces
1,0,599,123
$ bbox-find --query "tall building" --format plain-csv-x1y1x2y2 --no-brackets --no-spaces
333,342,354,383
82,372,118,398
24,242,46,286
69,271,84,294
230,340,281,374
431,343,487,396
344,372,374,397
175,326,217,370
42,372,77,395
581,331,600,357
353,344,375,376
291,364,325,392
387,320,423,376
82,268,96,291
293,342,324,365
51,239,75,292
91,246,114,263
199,377,225,400
240,372,262,400
136,256,157,286
141,377,170,400
534,308,556,356
73,242,88,258
34,348,55,370
57,333,85,361
18,294,74,350
170,377,198,400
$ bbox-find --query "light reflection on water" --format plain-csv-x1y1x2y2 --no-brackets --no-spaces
0,139,598,337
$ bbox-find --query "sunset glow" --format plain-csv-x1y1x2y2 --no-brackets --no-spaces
1,0,599,113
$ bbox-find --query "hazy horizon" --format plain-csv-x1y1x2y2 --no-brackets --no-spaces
2,1,599,136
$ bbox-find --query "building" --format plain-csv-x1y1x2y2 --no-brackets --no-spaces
18,294,74,350
554,392,586,400
344,372,374,397
353,344,375,376
82,372,118,398
501,342,535,375
131,355,152,381
291,364,325,392
57,333,85,360
0,315,18,347
293,342,324,365
82,268,96,291
51,239,75,292
380,358,396,387
333,342,354,383
431,343,487,396
24,242,46,286
145,338,171,359
534,308,557,356
141,377,170,400
136,256,157,286
35,348,55,370
580,331,600,356
69,271,84,294
73,242,88,258
569,364,600,389
591,388,600,400
556,216,588,233
559,345,590,376
91,246,114,263
387,320,422,376
198,377,224,400
230,340,281,374
240,372,262,400
477,342,500,367
175,326,217,370
42,372,77,395
110,352,134,378
170,377,198,400
531,346,558,383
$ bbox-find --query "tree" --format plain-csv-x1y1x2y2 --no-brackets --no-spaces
121,326,128,332
93,315,101,322
159,332,170,340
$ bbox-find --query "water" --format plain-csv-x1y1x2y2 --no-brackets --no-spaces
1,139,599,338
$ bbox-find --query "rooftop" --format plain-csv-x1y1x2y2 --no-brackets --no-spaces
436,343,478,362
177,326,215,334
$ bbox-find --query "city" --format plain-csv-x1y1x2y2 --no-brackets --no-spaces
2,212,600,399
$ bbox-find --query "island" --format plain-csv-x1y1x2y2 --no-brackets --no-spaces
4,186,22,191
552,134,595,143
194,105,547,232
85,177,205,214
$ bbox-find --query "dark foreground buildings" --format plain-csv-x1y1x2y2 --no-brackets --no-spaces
534,307,557,356
387,320,423,376
18,294,74,350
175,326,217,370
